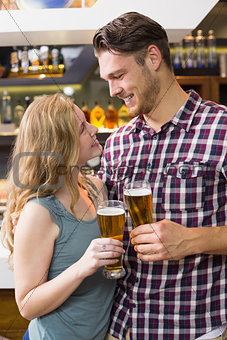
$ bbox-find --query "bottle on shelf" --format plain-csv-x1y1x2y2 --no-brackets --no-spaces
105,100,118,129
184,33,195,68
14,100,25,128
173,42,183,69
195,29,206,68
29,47,40,73
25,96,31,109
10,46,19,74
51,47,60,72
40,46,49,72
81,101,90,123
90,101,105,128
2,89,12,124
207,29,217,68
21,46,29,74
118,101,130,127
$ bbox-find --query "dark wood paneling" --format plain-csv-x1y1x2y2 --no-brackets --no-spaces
0,289,29,340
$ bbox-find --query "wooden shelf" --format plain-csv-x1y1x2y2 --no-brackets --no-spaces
176,75,227,104
0,289,29,340
8,68,64,79
176,76,211,100
210,76,227,104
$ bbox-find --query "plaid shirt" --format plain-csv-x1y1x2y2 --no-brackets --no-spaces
98,90,227,340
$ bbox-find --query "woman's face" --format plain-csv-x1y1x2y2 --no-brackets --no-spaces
74,105,102,166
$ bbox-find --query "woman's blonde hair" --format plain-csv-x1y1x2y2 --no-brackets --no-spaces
1,92,97,265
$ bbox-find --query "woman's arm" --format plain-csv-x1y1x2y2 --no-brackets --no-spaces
14,201,124,320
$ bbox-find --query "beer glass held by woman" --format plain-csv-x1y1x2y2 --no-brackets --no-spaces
97,200,126,279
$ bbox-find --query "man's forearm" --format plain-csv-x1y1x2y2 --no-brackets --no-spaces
195,225,227,255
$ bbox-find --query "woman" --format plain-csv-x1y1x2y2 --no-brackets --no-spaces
1,93,124,340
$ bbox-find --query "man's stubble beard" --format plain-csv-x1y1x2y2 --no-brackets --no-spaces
129,65,160,118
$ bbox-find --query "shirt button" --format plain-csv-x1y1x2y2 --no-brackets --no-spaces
153,135,158,140
132,303,136,308
136,277,139,283
181,170,187,179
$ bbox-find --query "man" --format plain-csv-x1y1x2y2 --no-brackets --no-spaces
93,12,227,340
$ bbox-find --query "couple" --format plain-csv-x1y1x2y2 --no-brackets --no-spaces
2,11,227,340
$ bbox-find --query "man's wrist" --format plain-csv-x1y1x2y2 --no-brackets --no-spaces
190,226,226,255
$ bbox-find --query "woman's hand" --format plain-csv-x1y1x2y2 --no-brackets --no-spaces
77,238,125,278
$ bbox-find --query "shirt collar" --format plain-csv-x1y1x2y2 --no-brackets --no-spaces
132,115,154,134
130,90,202,134
169,90,202,132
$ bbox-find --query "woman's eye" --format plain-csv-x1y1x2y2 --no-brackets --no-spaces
80,123,85,134
81,122,89,135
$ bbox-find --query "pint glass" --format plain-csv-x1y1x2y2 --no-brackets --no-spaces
97,200,126,279
124,181,152,228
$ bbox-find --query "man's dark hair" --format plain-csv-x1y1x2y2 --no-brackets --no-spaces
93,11,172,70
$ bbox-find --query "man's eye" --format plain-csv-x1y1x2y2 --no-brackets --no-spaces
116,74,123,79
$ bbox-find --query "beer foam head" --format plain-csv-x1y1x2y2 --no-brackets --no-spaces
97,207,125,216
124,188,151,196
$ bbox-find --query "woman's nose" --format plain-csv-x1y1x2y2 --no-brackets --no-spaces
89,123,98,136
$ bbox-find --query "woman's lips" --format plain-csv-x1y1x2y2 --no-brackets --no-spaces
91,139,100,147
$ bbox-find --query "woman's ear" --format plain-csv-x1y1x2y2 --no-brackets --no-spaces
147,45,162,70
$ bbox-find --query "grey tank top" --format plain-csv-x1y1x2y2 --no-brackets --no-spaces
28,195,116,340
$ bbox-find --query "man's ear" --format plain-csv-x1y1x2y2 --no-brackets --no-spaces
147,45,162,70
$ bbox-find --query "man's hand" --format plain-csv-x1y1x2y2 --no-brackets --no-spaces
130,219,200,262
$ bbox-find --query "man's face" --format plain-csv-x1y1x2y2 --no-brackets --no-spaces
98,50,160,118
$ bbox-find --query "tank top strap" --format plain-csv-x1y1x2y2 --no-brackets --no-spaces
29,195,64,226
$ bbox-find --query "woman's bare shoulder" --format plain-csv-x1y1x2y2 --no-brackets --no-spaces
22,200,52,221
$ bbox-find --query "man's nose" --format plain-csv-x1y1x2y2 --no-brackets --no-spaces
109,81,121,97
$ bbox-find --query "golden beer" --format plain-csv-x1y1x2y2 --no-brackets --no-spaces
124,187,152,228
97,208,125,270
97,203,126,279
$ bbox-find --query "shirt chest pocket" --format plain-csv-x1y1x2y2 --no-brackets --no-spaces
161,162,206,211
